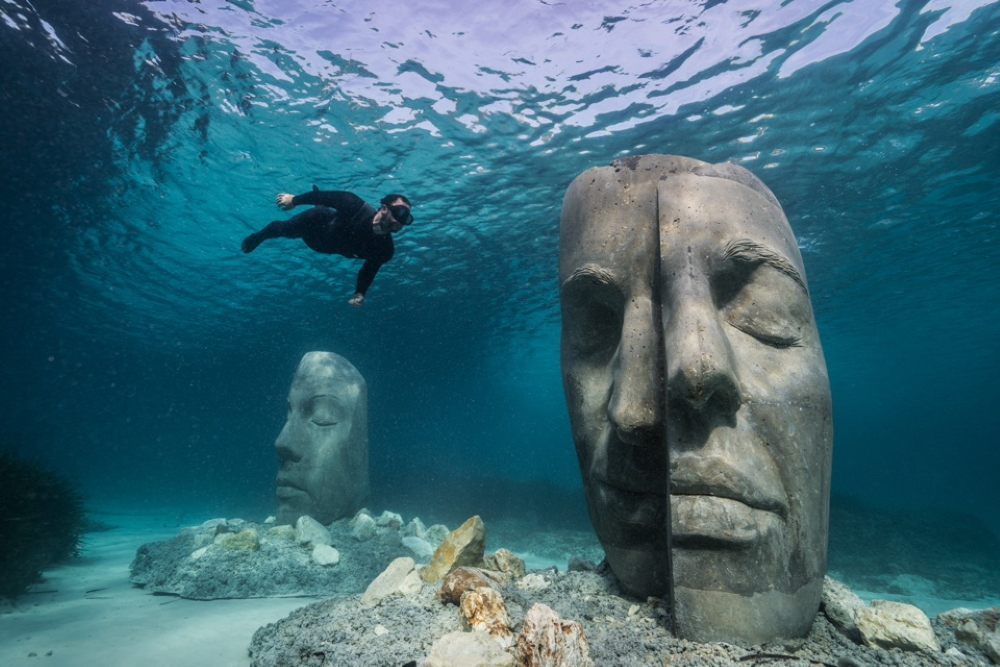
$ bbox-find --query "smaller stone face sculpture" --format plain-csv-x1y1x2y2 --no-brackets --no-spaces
275,351,369,525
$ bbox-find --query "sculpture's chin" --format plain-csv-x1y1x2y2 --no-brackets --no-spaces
602,543,671,599
585,480,670,598
276,490,314,526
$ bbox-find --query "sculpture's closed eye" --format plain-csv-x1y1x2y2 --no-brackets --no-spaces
719,264,807,349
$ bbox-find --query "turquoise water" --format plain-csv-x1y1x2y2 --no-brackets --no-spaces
2,0,999,541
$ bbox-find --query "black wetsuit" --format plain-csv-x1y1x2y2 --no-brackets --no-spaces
242,190,394,297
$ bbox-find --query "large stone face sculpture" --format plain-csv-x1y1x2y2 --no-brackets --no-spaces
275,351,369,526
559,154,833,644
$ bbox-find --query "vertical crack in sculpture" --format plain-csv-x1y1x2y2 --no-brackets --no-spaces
653,183,678,638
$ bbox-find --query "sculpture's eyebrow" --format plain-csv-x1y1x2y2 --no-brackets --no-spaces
724,239,806,292
562,264,617,290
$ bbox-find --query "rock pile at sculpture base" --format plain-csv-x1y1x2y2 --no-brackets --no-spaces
247,516,999,667
129,509,446,600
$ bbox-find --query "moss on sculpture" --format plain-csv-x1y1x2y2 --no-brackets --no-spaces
0,451,86,599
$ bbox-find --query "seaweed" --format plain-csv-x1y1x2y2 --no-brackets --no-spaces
0,451,86,599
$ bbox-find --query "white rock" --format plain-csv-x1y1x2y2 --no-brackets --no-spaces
189,546,209,560
424,524,450,546
190,518,229,548
295,516,331,547
516,573,550,592
856,599,941,653
424,630,516,667
351,513,377,542
350,508,373,525
376,510,404,529
402,517,427,539
373,625,389,636
360,557,416,607
311,544,340,566
398,569,424,596
821,575,864,639
402,535,434,560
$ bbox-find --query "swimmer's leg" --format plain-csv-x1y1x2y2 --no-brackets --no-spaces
241,207,331,253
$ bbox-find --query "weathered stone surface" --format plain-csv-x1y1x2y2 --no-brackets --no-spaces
856,599,940,653
361,556,417,607
821,575,863,640
421,516,486,582
484,548,526,578
424,630,515,667
294,515,331,547
438,566,500,604
311,544,340,566
460,587,513,647
514,602,594,667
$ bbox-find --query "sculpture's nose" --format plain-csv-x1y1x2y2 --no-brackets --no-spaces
663,285,741,417
274,421,302,463
608,294,663,445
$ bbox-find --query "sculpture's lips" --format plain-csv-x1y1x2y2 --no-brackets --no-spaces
276,476,305,497
594,455,786,514
669,456,788,517
670,495,783,547
668,456,787,547
592,456,787,543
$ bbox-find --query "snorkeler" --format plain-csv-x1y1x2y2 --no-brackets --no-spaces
241,187,413,307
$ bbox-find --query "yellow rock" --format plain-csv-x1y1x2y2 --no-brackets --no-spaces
213,528,260,551
421,515,485,582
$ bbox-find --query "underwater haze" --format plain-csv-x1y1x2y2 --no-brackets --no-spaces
2,0,999,535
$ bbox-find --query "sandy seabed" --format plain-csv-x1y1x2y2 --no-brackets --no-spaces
2,506,998,667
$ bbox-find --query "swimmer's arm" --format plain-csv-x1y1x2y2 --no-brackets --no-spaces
276,189,364,212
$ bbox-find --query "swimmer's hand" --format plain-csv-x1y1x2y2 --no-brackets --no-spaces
348,293,365,307
275,193,296,210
